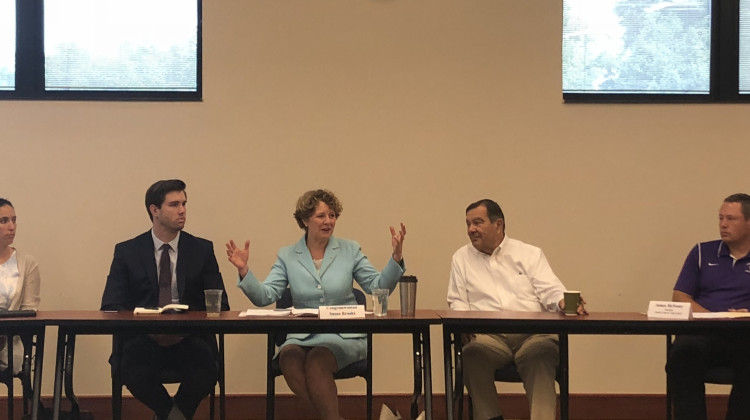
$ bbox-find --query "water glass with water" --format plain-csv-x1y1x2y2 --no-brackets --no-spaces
372,289,389,317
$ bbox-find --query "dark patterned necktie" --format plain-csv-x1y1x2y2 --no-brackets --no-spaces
158,244,172,307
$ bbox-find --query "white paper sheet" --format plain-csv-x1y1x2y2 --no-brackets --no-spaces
692,311,750,319
239,309,291,317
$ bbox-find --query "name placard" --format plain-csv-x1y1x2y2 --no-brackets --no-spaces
319,304,366,319
647,301,692,320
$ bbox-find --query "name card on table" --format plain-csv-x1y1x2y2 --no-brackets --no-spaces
647,301,692,320
319,305,365,319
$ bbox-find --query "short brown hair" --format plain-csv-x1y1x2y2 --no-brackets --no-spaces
145,179,186,221
293,189,343,230
466,199,504,223
724,193,750,220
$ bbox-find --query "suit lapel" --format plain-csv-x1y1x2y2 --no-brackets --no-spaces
138,232,159,296
176,232,191,301
294,236,340,282
294,237,320,282
318,237,339,278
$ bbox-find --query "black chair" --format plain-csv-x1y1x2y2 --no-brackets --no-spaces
266,288,372,420
451,334,566,420
665,334,734,420
0,334,37,420
110,334,226,420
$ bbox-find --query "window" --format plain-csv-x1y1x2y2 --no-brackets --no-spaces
740,0,750,93
563,0,748,103
0,0,15,91
3,0,201,101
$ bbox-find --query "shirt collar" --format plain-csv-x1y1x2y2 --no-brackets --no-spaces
492,235,508,256
718,241,730,258
718,240,750,261
469,235,508,257
151,229,180,251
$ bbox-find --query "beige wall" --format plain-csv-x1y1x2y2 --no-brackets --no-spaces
3,0,747,397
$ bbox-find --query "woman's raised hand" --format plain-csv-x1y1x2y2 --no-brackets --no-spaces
390,223,406,262
225,239,250,277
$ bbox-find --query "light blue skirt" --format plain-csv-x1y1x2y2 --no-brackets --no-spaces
279,333,366,369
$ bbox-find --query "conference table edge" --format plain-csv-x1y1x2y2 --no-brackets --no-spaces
45,309,440,420
436,310,750,334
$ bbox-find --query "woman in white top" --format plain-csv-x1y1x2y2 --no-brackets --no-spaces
0,198,41,373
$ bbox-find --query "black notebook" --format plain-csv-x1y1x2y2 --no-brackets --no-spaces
0,309,37,318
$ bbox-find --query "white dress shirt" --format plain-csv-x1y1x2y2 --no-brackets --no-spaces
447,235,566,312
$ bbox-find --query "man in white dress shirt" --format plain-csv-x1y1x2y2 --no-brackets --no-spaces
447,199,585,420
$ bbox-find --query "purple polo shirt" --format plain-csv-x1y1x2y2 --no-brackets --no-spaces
674,240,750,312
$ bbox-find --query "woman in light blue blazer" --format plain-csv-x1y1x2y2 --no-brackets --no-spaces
226,189,406,420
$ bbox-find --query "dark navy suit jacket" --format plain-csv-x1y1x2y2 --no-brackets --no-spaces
101,230,229,311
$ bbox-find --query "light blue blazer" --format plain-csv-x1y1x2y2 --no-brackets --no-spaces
238,235,405,340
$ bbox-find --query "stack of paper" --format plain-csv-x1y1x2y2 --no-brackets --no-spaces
239,309,291,317
291,308,319,317
692,312,750,319
238,308,320,317
134,303,189,315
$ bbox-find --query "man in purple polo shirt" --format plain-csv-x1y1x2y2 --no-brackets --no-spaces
667,193,750,420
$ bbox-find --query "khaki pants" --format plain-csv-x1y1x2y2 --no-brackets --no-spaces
462,333,559,420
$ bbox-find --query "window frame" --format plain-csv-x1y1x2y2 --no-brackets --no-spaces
3,0,202,101
564,0,745,104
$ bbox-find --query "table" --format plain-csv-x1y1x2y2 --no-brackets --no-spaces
438,310,750,420
0,314,46,420
45,309,440,420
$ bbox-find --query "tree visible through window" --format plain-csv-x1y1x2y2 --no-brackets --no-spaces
0,0,14,91
44,0,198,92
563,0,711,95
740,0,750,94
2,0,200,100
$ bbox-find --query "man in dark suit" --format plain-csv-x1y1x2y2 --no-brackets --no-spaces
101,179,229,420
